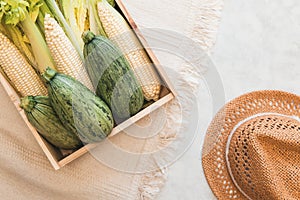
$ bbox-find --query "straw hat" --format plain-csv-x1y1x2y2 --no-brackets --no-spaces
202,90,300,200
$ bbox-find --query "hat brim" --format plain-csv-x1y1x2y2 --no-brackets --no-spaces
202,90,300,199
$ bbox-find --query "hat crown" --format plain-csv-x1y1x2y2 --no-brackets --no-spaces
227,115,300,199
202,90,300,200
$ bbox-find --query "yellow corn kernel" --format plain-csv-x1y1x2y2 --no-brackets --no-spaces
44,14,94,91
0,32,47,97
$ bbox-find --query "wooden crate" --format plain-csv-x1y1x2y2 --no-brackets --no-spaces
0,0,176,170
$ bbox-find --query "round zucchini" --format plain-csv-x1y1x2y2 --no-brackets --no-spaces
20,96,82,149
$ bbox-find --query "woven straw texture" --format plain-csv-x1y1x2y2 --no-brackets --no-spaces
228,115,300,199
202,90,300,200
0,0,223,199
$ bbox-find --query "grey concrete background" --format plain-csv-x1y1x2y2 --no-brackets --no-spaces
157,0,300,199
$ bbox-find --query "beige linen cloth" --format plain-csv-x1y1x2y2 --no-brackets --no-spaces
0,0,223,199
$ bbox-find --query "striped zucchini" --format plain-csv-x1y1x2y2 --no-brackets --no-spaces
82,31,144,122
20,96,82,149
42,67,114,144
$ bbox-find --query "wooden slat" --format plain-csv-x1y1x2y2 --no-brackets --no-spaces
58,145,91,168
109,92,174,137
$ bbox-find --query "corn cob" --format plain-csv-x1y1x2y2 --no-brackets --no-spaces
44,14,94,91
0,32,47,97
97,0,161,101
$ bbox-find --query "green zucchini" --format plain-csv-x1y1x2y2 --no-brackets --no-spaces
82,31,144,122
20,96,82,149
42,67,114,144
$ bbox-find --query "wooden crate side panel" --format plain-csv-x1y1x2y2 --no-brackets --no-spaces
109,93,174,137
